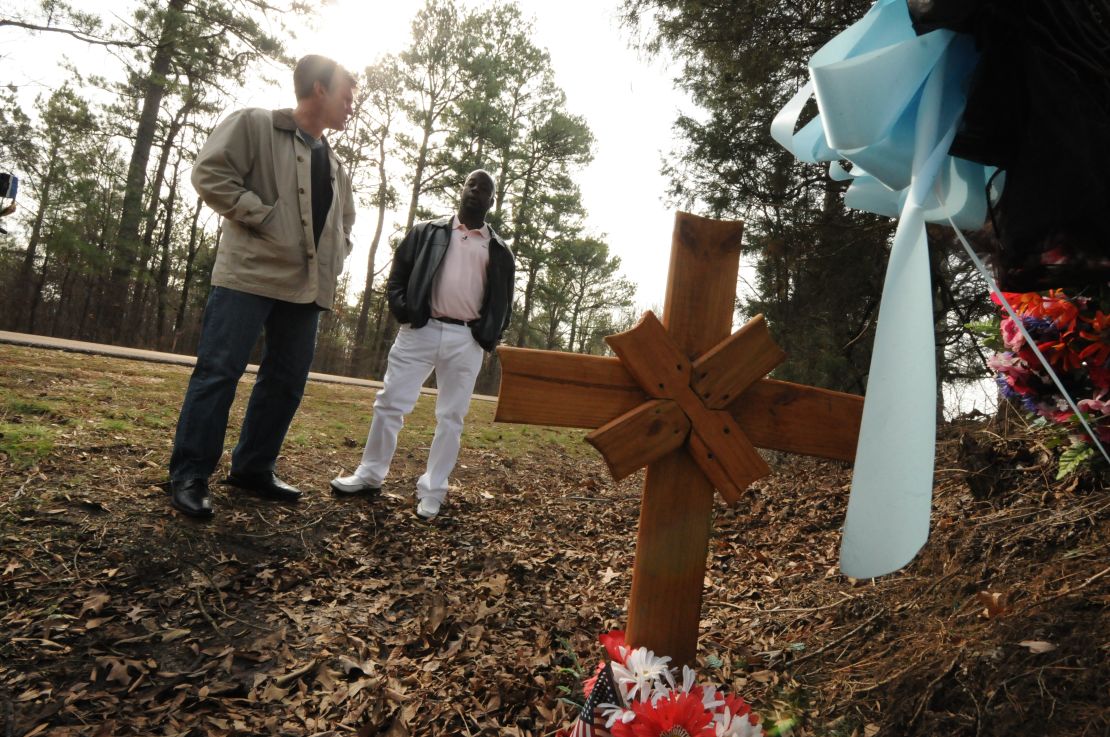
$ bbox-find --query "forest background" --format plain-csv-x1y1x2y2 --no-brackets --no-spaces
0,0,998,406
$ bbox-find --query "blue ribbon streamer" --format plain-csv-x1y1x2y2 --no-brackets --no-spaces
771,0,994,578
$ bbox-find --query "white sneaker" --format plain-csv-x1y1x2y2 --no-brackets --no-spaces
416,497,441,519
330,474,380,496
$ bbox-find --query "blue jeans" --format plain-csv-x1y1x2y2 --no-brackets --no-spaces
169,287,320,482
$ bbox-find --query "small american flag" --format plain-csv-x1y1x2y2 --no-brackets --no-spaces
568,661,623,737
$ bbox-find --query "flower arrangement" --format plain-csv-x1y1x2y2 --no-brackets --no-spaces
560,631,763,737
986,288,1110,474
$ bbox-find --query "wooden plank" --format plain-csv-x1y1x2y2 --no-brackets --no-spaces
605,311,691,399
691,315,787,409
687,431,743,504
629,451,715,667
496,351,862,463
494,347,643,428
682,404,768,505
662,213,745,350
586,400,690,480
498,347,638,388
607,310,769,503
627,211,744,666
731,379,862,462
494,372,643,428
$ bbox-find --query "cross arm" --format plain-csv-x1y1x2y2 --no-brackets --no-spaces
495,347,863,463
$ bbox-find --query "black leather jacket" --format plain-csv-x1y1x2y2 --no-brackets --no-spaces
387,215,515,352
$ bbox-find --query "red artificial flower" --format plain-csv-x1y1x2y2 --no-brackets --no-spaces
599,630,629,665
1036,337,1084,372
1090,365,1110,392
718,692,758,723
1041,289,1081,334
1078,310,1110,367
996,290,1082,334
994,291,1046,317
610,692,715,737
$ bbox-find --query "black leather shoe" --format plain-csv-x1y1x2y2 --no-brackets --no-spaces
225,471,303,503
169,478,214,519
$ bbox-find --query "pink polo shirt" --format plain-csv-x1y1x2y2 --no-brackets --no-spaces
430,216,491,322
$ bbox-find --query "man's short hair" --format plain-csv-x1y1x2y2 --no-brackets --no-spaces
468,169,497,191
293,55,356,99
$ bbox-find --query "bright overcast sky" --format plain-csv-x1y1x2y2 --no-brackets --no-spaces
3,0,695,312
299,0,692,312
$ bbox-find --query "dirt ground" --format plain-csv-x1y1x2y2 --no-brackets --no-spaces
1,345,1107,736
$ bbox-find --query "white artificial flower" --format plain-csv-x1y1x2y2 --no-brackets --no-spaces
714,709,764,737
698,682,725,711
599,703,635,729
611,646,674,702
679,665,698,693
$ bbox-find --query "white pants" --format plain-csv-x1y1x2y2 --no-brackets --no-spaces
355,321,485,504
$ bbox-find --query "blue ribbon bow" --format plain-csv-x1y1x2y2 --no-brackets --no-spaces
772,0,995,577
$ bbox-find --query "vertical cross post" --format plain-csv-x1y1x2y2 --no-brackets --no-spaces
626,213,744,664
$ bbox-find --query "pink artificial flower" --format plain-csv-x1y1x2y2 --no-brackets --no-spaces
581,661,606,703
1078,397,1110,416
988,354,1038,396
1000,317,1025,351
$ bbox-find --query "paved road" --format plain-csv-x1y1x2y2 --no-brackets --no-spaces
0,330,497,401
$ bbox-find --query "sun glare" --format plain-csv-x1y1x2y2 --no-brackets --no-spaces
300,0,415,72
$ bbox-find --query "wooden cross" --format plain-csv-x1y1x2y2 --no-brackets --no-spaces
495,212,864,664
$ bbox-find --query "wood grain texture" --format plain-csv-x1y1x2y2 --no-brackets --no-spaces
628,450,715,666
605,311,691,399
691,314,786,409
731,379,862,462
494,347,643,428
626,212,744,665
496,347,862,462
586,400,690,480
493,213,864,666
605,311,768,506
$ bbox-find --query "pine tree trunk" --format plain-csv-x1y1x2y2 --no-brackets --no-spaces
128,102,189,335
352,136,391,375
515,260,540,347
27,239,54,334
155,159,181,346
172,197,204,350
101,0,187,343
20,156,57,332
404,113,433,233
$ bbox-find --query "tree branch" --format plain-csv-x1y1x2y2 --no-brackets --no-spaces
0,18,141,48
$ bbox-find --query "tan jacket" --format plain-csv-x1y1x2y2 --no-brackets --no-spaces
191,108,355,308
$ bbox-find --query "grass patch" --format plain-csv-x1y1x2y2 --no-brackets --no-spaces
95,418,136,434
466,422,589,457
0,422,57,468
0,344,593,473
3,397,57,416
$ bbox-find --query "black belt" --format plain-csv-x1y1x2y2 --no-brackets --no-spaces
432,316,476,327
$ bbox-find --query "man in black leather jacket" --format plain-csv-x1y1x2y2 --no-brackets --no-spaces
330,170,515,518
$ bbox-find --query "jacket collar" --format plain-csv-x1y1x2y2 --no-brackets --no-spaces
272,108,297,131
274,108,342,172
428,214,512,258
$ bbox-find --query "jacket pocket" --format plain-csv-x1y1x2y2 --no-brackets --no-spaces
253,198,281,240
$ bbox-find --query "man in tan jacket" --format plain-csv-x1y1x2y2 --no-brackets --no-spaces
167,55,356,519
